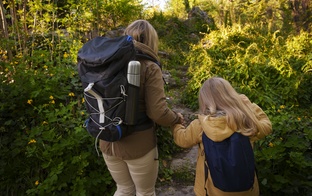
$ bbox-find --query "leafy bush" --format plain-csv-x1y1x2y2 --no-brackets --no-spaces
183,25,311,111
0,45,115,195
156,126,181,183
255,107,312,195
150,16,200,70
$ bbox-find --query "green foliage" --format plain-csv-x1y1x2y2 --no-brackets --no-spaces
195,0,296,34
1,0,312,194
183,25,312,110
255,107,312,195
156,126,181,183
149,15,202,75
0,48,114,194
103,0,143,28
166,0,188,18
157,126,181,160
171,164,195,185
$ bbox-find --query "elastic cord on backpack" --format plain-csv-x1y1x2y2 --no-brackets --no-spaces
90,116,123,156
94,129,103,157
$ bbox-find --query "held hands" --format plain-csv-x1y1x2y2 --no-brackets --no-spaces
177,113,185,125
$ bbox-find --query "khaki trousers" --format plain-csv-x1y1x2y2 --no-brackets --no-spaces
103,147,159,196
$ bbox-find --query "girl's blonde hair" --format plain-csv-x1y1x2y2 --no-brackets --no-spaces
199,77,259,136
124,20,159,54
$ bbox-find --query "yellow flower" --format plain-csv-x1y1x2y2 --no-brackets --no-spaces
27,99,33,104
82,98,85,103
68,92,75,97
50,100,55,104
5,68,9,72
28,139,36,144
277,109,281,113
81,111,84,115
297,117,301,121
49,95,54,100
42,121,48,125
268,142,274,147
63,52,69,58
43,65,48,69
35,180,39,186
280,105,285,109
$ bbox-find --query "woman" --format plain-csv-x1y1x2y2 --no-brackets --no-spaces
100,20,182,196
172,77,272,196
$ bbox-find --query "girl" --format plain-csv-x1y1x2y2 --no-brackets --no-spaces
172,77,272,196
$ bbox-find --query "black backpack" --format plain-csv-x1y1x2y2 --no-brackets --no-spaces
202,132,255,193
77,35,157,144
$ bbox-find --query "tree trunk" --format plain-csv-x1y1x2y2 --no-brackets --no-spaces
289,0,311,33
184,0,190,13
22,0,28,53
301,0,311,32
0,0,13,60
10,0,22,52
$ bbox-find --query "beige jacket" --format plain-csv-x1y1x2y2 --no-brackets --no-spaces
172,102,272,196
100,41,181,160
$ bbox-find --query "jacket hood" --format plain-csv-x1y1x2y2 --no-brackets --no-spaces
198,114,235,142
133,40,160,63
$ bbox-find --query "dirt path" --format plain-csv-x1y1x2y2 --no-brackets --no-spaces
156,145,198,196
155,80,199,195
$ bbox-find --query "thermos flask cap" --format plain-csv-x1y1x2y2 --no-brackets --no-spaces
128,61,141,74
127,61,141,87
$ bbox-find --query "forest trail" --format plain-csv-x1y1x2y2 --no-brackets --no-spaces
156,71,198,195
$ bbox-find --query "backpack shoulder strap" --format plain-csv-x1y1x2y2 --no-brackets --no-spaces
135,53,167,85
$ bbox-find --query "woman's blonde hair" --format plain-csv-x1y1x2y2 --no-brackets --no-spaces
124,19,159,54
199,77,259,136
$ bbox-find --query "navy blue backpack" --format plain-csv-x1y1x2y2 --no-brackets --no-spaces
77,35,158,143
202,132,255,192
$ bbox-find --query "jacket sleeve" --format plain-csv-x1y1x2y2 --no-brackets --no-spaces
172,119,202,148
144,62,180,127
250,103,272,141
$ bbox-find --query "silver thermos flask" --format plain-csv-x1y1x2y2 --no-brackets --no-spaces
125,61,141,125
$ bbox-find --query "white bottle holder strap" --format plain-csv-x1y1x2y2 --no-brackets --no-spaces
84,83,105,124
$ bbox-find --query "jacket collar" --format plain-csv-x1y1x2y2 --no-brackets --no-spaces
133,40,160,63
